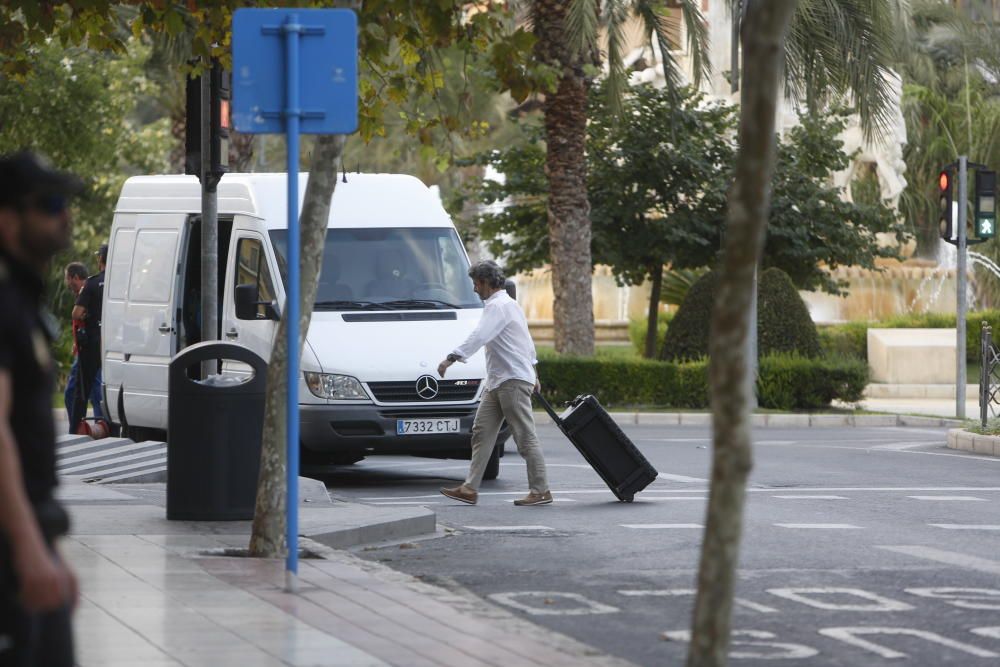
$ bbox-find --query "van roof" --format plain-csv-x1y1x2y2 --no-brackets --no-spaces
114,172,453,229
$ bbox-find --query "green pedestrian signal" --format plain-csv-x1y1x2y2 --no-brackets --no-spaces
975,169,996,240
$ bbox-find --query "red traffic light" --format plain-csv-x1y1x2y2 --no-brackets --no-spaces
939,171,951,192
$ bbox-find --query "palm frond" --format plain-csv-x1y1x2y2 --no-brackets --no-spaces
565,0,599,63
603,0,630,117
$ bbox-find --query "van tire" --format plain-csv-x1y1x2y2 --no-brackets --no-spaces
127,425,167,443
483,444,501,481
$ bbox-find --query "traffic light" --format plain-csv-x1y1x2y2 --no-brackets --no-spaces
975,169,996,240
939,168,954,241
184,59,231,185
210,62,231,178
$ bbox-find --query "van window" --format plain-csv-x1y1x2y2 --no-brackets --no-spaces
129,230,178,303
269,227,481,310
108,228,136,300
235,237,277,318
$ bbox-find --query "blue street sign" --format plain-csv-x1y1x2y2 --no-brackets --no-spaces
232,8,358,593
232,9,358,135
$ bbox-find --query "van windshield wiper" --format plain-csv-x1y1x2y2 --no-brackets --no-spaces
314,300,393,311
380,299,464,310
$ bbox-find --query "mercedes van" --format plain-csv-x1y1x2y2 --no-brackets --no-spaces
101,173,507,478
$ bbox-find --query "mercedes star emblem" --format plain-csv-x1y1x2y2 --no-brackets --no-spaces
415,375,439,400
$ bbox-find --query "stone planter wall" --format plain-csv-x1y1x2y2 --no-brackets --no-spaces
947,429,1000,457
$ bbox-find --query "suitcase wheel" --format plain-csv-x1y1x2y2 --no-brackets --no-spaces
623,496,634,503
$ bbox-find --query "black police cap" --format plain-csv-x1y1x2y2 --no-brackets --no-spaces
0,151,84,208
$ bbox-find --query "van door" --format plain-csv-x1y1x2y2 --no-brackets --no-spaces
103,217,138,425
119,213,187,429
221,225,280,370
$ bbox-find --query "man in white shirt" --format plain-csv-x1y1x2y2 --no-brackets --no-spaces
438,260,551,506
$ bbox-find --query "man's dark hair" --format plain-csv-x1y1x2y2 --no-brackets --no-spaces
468,260,506,289
65,262,88,280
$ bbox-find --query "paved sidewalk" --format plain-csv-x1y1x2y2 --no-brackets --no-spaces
57,480,634,667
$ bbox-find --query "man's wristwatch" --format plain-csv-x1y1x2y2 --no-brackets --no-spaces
446,353,460,362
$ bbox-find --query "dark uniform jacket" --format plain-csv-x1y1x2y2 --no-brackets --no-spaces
0,251,58,504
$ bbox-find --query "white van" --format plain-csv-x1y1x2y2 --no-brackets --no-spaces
102,172,507,478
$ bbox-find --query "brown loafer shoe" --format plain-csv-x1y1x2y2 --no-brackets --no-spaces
440,485,478,505
514,490,553,506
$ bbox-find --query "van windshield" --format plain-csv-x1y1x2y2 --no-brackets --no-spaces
269,227,482,310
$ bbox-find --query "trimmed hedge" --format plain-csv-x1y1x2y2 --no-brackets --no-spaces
537,353,868,411
757,268,821,358
628,313,672,356
661,268,820,361
817,309,1000,362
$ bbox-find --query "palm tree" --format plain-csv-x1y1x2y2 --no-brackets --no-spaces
783,0,909,140
534,0,710,356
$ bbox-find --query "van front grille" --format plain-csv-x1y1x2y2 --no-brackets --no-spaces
368,379,480,403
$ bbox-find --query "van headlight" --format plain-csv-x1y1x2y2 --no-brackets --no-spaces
304,372,369,400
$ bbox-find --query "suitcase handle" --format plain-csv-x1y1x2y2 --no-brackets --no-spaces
533,391,564,426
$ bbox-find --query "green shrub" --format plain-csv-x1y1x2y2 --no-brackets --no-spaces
817,321,870,360
814,309,1000,363
628,313,672,357
661,268,820,361
757,354,868,410
660,271,716,362
757,268,821,358
537,354,865,410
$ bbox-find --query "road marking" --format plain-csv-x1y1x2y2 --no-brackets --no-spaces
774,523,861,530
767,588,912,611
818,627,998,659
618,589,778,613
662,630,818,660
772,495,848,500
868,441,934,451
638,497,707,501
368,501,441,505
929,524,1000,530
658,473,709,483
357,486,1000,502
876,546,1000,576
488,592,619,616
971,627,1000,640
907,495,986,501
462,525,554,532
620,523,702,529
906,588,1000,610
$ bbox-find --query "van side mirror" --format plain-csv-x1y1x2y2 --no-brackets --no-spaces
235,284,259,320
504,279,517,300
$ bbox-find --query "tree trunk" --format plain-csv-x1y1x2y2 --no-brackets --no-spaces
686,3,796,666
248,134,347,558
644,264,663,359
229,132,257,173
533,0,595,356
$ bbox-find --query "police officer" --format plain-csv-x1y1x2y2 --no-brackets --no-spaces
0,151,82,667
71,245,105,433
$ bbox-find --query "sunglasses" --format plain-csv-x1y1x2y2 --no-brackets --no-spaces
29,194,68,216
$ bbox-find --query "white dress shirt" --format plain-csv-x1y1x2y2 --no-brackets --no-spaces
451,290,537,391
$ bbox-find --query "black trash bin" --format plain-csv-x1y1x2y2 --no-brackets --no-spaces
167,341,266,520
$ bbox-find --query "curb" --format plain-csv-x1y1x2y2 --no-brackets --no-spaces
533,411,961,429
304,506,437,550
947,428,1000,457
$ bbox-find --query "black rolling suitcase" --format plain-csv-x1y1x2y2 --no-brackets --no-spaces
536,392,658,502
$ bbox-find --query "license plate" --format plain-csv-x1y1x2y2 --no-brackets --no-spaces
396,418,461,436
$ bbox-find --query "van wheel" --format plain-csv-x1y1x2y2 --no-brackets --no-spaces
127,425,167,443
483,444,501,481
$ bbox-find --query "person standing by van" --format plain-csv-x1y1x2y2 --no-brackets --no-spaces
437,260,552,506
0,151,80,667
62,262,95,433
71,245,105,432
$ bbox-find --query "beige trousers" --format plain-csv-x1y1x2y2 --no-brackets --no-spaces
465,380,548,494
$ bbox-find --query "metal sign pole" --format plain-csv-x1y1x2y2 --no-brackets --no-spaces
957,155,968,420
233,6,358,596
283,13,302,593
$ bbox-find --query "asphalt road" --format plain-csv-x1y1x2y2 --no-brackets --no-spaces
317,423,1000,666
